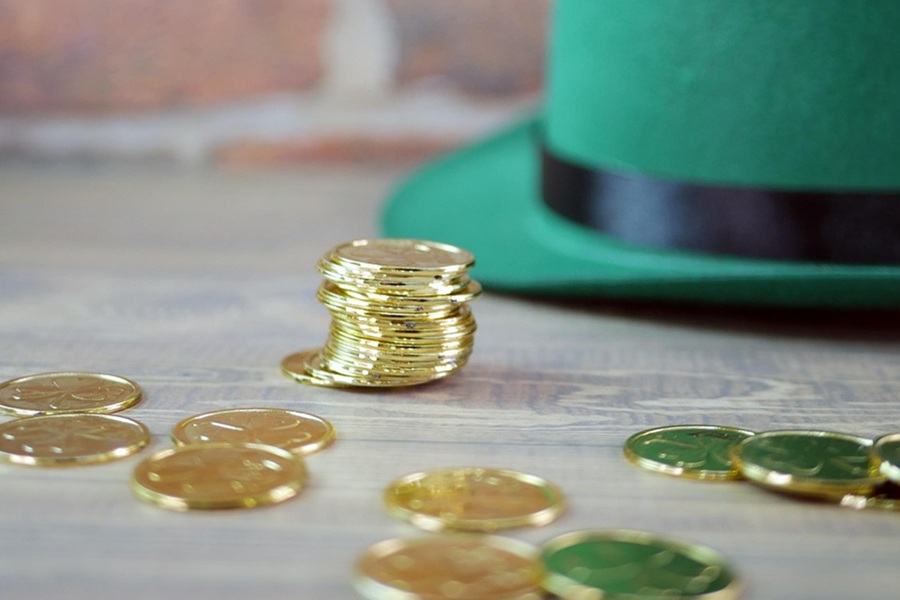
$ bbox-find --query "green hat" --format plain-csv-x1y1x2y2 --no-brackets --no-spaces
382,0,900,308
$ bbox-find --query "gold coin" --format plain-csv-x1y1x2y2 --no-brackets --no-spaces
317,288,461,320
384,467,565,532
171,408,336,456
328,238,475,275
873,432,900,484
330,311,477,340
281,349,345,388
317,262,472,296
318,291,454,319
327,327,472,354
0,413,150,466
733,430,883,500
624,424,755,481
321,352,465,381
283,348,441,388
337,280,482,305
318,355,448,387
540,529,743,600
0,371,142,417
324,334,472,365
131,442,306,510
354,535,543,600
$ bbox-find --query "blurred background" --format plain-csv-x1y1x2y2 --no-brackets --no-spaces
0,0,550,168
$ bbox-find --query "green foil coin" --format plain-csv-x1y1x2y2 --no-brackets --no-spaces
733,430,883,500
540,530,742,599
624,425,755,481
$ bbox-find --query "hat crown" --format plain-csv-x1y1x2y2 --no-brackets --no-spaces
545,0,900,190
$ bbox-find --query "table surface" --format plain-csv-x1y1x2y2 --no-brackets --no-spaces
1,166,898,600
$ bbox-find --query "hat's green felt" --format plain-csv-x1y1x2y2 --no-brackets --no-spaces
381,0,900,307
547,0,900,189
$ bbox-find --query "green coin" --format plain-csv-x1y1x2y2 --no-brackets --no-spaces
624,425,755,481
540,530,742,599
733,430,883,500
873,432,900,484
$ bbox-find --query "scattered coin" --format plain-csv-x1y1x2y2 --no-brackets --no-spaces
170,407,336,456
732,430,883,500
540,529,743,599
624,424,755,481
353,534,543,600
0,413,150,466
0,371,142,417
131,442,307,511
384,467,565,532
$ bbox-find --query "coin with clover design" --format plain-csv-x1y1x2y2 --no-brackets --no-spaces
131,442,306,510
732,429,883,500
624,424,755,481
0,413,150,466
170,408,336,456
0,371,142,417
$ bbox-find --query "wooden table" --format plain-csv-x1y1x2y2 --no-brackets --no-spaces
1,167,898,600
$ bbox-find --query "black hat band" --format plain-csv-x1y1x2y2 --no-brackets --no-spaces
541,145,900,265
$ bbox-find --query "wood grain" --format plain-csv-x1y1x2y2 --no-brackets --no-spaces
0,167,898,600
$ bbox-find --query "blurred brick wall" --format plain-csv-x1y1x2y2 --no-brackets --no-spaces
0,0,550,166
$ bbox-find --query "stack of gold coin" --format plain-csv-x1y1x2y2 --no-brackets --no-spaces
282,238,481,388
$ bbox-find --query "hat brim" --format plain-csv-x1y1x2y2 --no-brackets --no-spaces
381,116,900,308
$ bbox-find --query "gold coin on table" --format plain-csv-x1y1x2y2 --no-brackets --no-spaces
624,424,755,481
872,432,900,484
327,238,475,275
540,530,743,600
281,349,345,388
282,348,439,388
0,413,150,466
170,408,336,456
0,371,142,417
732,430,883,500
354,535,543,600
131,442,306,511
384,467,565,532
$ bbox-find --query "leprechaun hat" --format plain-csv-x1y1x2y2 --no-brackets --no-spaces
382,0,900,307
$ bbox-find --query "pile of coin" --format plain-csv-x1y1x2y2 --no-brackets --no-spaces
282,238,481,388
354,466,743,599
624,424,900,511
